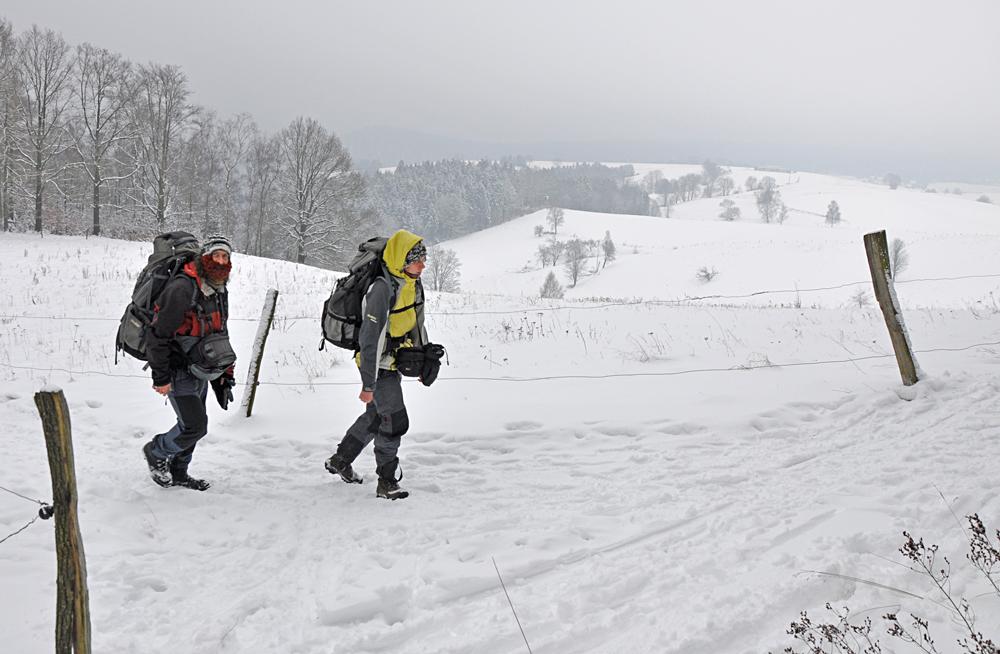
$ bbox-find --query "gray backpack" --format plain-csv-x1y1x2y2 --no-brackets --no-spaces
115,231,201,362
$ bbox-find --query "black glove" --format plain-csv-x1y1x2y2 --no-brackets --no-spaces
212,374,236,410
421,343,445,387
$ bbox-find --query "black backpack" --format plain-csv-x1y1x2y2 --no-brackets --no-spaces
320,237,390,351
116,231,201,362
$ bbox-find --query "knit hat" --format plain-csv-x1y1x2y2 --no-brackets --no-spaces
404,241,426,266
201,235,232,256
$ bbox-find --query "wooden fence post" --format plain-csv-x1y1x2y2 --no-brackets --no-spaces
241,288,279,418
35,389,91,654
863,230,919,386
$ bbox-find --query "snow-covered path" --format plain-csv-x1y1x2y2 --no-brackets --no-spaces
3,189,1000,653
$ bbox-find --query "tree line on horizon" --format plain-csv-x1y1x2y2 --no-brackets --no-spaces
0,17,656,270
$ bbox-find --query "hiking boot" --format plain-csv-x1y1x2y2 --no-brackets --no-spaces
325,453,363,484
376,477,409,500
171,473,211,491
142,442,172,488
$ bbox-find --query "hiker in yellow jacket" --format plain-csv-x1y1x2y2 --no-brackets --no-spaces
325,230,441,500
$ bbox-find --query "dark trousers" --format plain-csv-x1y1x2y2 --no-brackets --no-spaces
150,369,209,473
338,371,409,480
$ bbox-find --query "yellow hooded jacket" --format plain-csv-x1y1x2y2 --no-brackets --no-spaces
355,229,428,390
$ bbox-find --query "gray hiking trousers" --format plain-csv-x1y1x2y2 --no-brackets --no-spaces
150,368,209,472
338,370,408,480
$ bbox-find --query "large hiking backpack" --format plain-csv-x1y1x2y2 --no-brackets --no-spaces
320,237,389,351
116,231,201,362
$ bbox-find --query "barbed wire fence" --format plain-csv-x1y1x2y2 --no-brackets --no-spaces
0,269,998,388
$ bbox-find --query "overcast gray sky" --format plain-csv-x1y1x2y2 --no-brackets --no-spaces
4,0,999,180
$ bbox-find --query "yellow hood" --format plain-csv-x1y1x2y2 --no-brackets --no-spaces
383,229,423,278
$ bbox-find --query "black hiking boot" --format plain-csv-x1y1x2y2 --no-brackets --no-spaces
376,477,409,500
142,441,173,488
169,462,211,491
171,473,211,491
325,453,363,484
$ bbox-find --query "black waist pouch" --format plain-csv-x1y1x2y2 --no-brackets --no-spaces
186,331,237,381
394,347,425,377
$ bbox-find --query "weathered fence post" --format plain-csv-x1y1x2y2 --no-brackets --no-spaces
35,388,91,654
863,230,919,386
241,288,279,418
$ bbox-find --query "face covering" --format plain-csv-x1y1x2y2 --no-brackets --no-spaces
200,254,232,285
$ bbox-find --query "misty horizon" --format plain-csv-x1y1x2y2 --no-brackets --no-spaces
3,0,998,183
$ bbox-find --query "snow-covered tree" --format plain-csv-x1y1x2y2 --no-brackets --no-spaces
0,18,18,231
15,25,73,232
719,198,741,221
72,43,134,236
426,245,461,292
825,200,841,225
244,133,280,256
275,116,365,266
130,63,196,227
601,230,616,267
539,270,564,299
563,238,591,287
755,176,785,224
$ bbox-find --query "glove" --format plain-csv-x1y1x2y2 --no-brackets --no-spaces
212,374,236,410
420,343,445,387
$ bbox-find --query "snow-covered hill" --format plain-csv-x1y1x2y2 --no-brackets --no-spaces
2,164,1000,653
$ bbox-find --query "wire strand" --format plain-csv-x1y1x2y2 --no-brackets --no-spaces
492,557,533,654
1,271,999,322
0,484,46,506
1,342,997,386
0,514,42,546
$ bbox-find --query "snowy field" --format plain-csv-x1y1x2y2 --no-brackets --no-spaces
2,167,1000,653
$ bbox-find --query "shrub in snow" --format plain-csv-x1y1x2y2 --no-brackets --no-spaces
534,224,544,237
890,238,909,277
696,266,718,283
849,288,872,307
977,195,993,204
779,515,999,654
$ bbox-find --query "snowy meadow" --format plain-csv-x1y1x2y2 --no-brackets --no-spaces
2,166,1000,653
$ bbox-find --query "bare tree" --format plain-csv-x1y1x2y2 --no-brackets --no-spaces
276,116,364,265
245,132,280,256
15,25,73,233
744,175,758,192
717,175,735,196
216,112,254,239
425,245,461,292
72,43,134,236
884,173,901,190
0,18,18,231
546,206,564,234
130,63,196,227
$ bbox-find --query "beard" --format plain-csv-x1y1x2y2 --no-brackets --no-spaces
200,255,232,285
